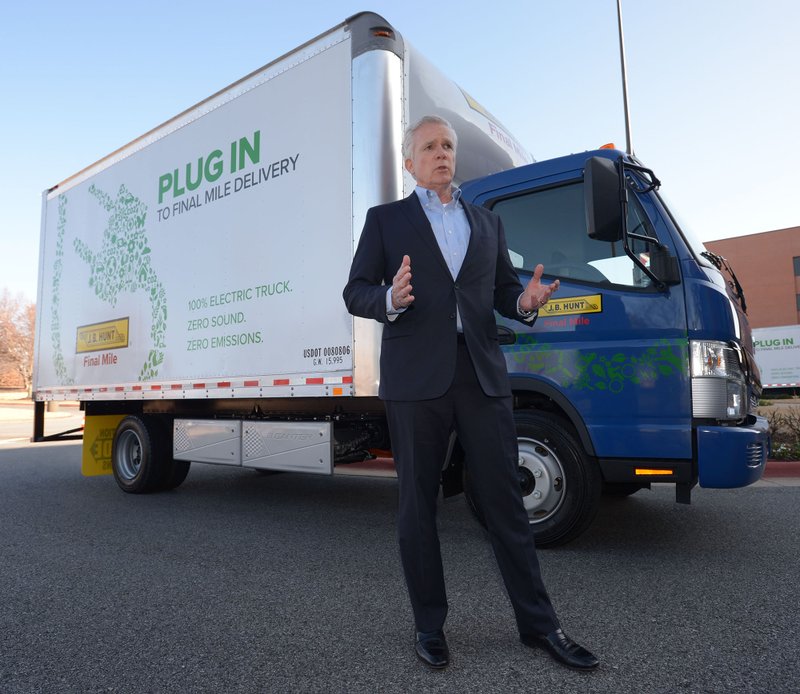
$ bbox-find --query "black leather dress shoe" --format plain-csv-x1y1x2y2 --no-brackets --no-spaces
520,628,599,670
415,629,449,669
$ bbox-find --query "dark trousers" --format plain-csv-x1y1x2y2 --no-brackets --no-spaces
385,341,560,636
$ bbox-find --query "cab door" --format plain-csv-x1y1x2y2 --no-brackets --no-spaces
481,174,692,461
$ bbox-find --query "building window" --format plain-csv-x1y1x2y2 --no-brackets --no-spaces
794,256,800,276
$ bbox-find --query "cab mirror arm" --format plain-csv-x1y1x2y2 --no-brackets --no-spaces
584,155,677,290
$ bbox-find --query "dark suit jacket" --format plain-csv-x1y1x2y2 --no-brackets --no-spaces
343,192,534,401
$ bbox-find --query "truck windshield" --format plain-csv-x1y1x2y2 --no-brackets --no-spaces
653,190,712,266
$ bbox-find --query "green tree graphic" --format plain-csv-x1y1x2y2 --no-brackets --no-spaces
51,195,73,385
507,338,685,393
71,184,167,381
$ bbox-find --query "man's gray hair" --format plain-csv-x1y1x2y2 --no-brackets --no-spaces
401,115,458,159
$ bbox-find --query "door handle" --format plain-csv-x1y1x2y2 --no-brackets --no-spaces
497,325,517,345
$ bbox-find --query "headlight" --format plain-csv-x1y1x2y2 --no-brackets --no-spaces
690,340,746,420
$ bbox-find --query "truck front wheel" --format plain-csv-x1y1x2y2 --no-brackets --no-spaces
464,411,601,548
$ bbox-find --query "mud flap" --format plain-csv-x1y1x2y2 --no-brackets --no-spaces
81,414,125,476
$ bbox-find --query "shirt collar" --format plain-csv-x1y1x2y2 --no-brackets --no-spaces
414,185,462,208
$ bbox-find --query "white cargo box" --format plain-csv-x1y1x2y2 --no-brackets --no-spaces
34,12,530,404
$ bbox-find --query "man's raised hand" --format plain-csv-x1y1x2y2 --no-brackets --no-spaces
520,263,560,312
392,254,414,310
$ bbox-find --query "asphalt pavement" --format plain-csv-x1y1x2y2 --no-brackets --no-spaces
0,401,800,694
1,398,798,693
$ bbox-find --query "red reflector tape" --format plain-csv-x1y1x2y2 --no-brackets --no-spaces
244,380,259,387
217,381,231,388
306,378,324,385
273,379,290,386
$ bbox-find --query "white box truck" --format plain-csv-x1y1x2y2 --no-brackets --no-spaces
752,325,800,388
34,13,529,489
35,12,769,546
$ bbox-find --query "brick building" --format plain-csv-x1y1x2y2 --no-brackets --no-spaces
704,225,800,329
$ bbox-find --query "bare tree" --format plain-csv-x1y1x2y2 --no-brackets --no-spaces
0,289,36,394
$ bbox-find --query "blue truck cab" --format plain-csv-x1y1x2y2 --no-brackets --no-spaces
457,148,770,547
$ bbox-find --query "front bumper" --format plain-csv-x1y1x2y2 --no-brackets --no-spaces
696,414,770,488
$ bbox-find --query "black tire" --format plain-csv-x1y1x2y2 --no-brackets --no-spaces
156,417,190,491
111,415,189,493
111,415,167,493
160,459,191,490
464,411,602,548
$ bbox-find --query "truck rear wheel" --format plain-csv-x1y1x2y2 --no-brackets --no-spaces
112,415,188,493
464,411,601,548
161,458,191,490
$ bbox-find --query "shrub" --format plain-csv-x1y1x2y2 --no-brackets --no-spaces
771,442,800,461
758,405,800,460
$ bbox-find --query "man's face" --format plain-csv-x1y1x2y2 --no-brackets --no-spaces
404,122,456,191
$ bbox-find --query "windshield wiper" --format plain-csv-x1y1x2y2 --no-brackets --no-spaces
701,251,747,314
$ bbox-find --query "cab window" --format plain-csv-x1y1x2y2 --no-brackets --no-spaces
491,181,657,288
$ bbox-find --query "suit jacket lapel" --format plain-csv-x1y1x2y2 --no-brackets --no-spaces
457,200,484,280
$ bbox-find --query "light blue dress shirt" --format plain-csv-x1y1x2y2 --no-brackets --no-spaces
415,186,471,280
416,186,469,331
386,186,535,326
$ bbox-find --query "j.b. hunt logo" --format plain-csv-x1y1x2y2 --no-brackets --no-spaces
540,294,603,317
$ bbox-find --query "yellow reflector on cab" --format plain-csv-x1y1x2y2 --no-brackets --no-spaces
635,468,674,476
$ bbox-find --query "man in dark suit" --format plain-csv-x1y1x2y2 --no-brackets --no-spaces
343,115,598,671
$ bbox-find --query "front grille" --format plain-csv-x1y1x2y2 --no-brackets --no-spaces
692,379,727,418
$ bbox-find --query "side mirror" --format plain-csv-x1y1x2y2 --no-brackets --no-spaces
584,156,623,242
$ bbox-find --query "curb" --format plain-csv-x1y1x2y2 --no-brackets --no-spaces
764,460,800,478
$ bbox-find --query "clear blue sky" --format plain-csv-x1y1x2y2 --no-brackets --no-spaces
1,0,798,303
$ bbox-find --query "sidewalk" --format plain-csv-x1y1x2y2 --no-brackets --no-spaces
0,395,82,422
757,459,800,487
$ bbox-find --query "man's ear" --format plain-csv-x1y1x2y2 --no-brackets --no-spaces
404,158,414,176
